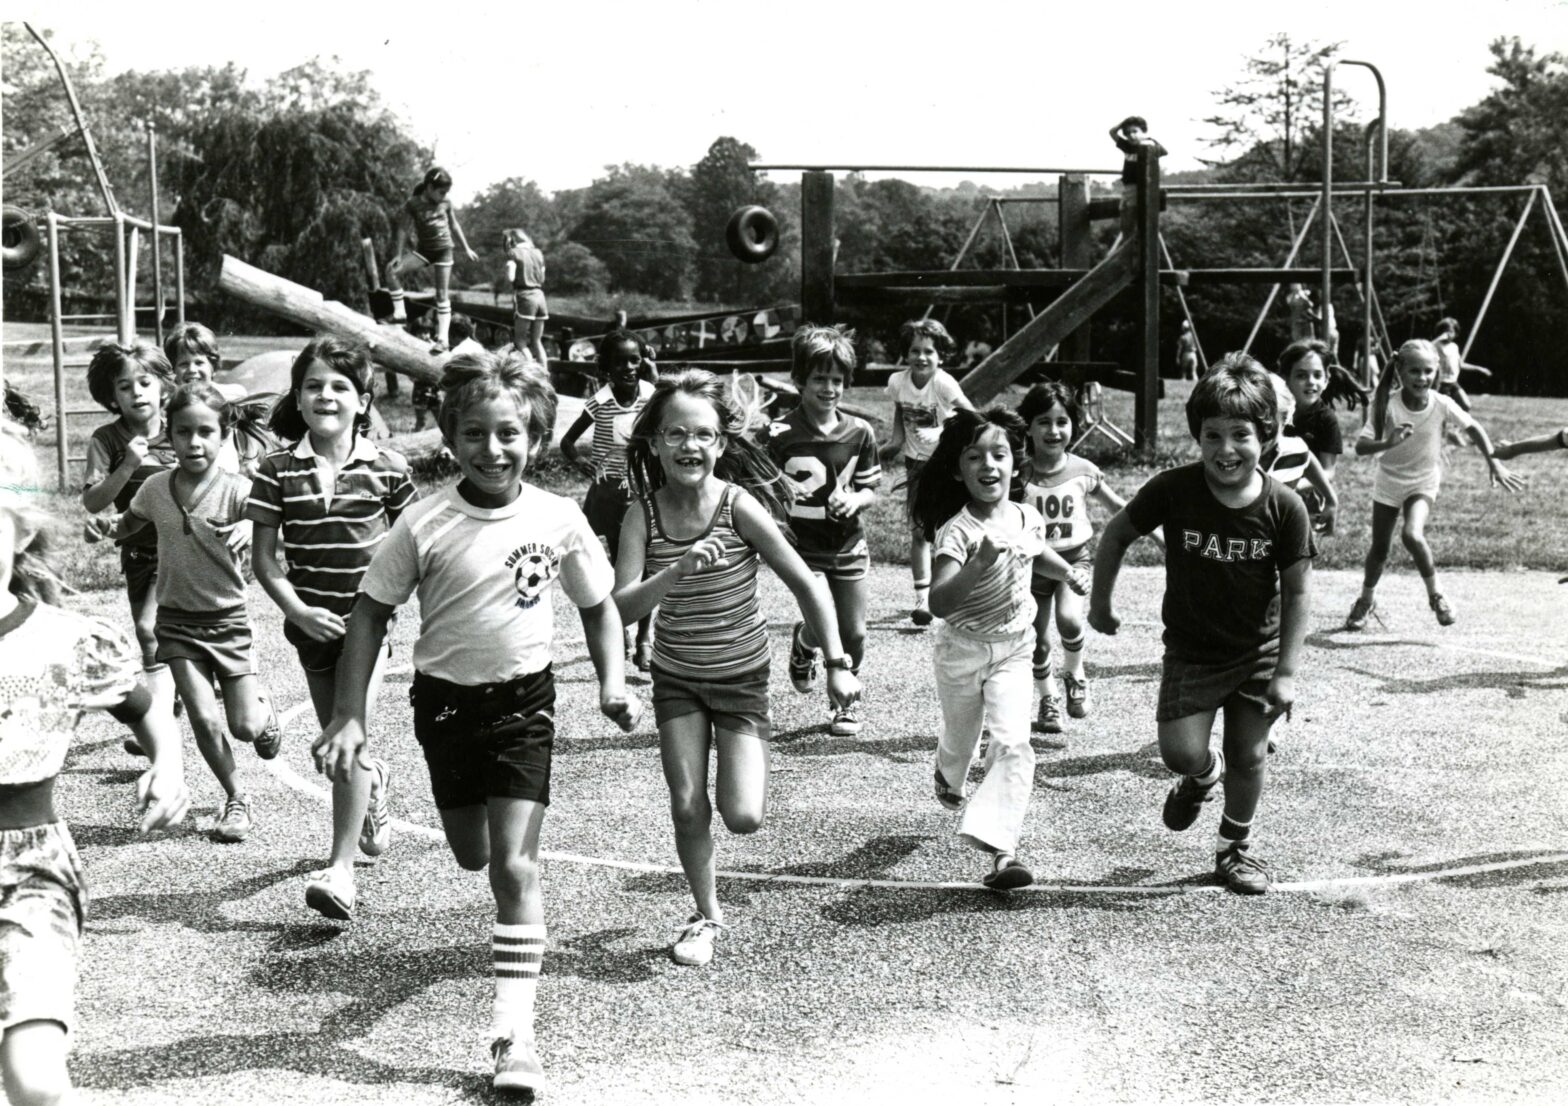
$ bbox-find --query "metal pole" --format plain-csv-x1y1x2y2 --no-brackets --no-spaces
47,213,68,488
24,22,118,215
750,163,1121,176
174,229,186,325
126,226,141,328
1462,190,1538,362
925,200,993,320
1321,64,1334,363
147,121,164,344
1328,211,1392,365
1361,123,1377,382
1339,60,1388,181
1242,197,1321,355
1535,187,1568,297
1158,234,1208,374
994,201,1037,323
113,212,131,343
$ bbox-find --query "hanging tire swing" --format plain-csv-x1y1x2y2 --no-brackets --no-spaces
725,205,778,264
2,206,42,273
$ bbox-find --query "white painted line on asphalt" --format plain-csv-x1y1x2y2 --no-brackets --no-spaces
270,697,1568,897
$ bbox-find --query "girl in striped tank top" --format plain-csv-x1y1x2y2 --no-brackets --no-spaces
613,370,860,967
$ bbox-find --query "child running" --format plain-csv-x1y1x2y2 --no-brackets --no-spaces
385,167,479,352
164,323,270,474
559,329,657,669
1494,426,1568,460
121,382,281,842
248,336,418,921
503,228,549,367
880,318,971,626
767,325,881,737
1091,355,1315,894
316,350,636,1093
1263,372,1340,534
0,417,190,1106
917,405,1087,889
1277,338,1367,516
1016,381,1151,735
613,369,859,965
1345,340,1524,630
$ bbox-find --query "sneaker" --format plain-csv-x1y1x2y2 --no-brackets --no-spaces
1215,840,1272,895
1161,752,1223,832
1063,673,1091,719
1344,595,1378,631
788,621,817,693
633,640,652,673
910,605,934,627
933,765,964,811
492,1032,546,1092
212,793,254,843
830,705,862,737
124,736,146,757
254,698,283,760
1430,593,1456,627
1036,692,1064,735
304,866,356,921
359,759,392,857
981,852,1035,892
671,913,725,966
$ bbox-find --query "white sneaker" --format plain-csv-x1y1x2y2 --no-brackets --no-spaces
492,1032,545,1091
358,759,392,857
671,913,725,966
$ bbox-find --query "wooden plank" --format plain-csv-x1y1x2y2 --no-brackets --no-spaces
1174,267,1359,285
1060,175,1093,365
837,269,1084,288
801,171,836,324
838,285,1021,307
1135,144,1160,447
960,241,1137,405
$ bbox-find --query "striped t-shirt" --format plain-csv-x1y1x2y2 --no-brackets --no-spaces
642,483,766,680
245,436,418,619
933,501,1046,639
583,381,654,485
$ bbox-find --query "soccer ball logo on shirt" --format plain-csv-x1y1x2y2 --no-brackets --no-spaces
507,543,560,609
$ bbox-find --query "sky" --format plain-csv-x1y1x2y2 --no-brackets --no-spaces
10,0,1568,202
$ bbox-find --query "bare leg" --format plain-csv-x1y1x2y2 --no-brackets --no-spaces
170,658,239,798
304,645,389,874
528,318,547,369
1157,709,1219,778
713,727,770,836
1360,500,1401,591
659,711,721,921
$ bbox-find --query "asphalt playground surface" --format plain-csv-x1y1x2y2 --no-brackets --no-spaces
56,565,1568,1105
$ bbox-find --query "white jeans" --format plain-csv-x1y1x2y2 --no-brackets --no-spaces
932,626,1036,855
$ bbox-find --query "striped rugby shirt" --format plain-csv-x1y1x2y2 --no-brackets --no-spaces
583,381,654,486
642,483,766,680
245,436,417,619
933,501,1046,639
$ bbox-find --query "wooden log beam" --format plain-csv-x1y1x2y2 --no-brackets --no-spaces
837,285,1028,307
801,171,836,324
837,269,1085,288
960,241,1137,405
1172,267,1360,285
218,254,444,384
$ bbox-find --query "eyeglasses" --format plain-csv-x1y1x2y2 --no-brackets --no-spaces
658,426,721,448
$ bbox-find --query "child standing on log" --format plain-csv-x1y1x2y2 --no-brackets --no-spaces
385,167,479,352
503,229,549,368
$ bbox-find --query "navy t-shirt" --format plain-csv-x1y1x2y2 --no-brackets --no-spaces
1290,404,1344,459
1124,463,1315,664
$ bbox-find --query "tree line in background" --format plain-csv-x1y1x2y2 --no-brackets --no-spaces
4,28,1566,394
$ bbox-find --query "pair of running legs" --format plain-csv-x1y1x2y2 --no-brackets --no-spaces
1347,496,1453,629
1161,699,1274,894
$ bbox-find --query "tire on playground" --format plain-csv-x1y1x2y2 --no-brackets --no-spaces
2,206,42,273
725,205,779,264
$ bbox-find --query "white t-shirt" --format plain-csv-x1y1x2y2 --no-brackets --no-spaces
886,368,967,463
361,482,613,683
1358,391,1475,502
933,501,1045,639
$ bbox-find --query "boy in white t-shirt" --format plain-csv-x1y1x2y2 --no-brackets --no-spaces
316,350,638,1095
879,319,971,625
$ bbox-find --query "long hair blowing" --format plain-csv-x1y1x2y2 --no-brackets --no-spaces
912,405,1027,542
269,334,376,443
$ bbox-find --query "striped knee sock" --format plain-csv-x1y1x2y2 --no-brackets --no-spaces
492,923,545,1040
1216,814,1252,854
436,301,452,347
1062,633,1086,678
390,289,407,321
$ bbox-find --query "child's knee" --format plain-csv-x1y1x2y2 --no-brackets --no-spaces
489,852,540,901
450,842,490,871
669,791,712,831
187,709,227,745
1056,609,1087,639
718,803,763,836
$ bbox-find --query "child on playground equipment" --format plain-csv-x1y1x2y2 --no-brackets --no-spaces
879,318,971,626
164,322,270,474
613,369,858,965
503,228,549,368
918,405,1084,890
248,336,418,921
385,167,479,353
1176,320,1199,381
767,325,882,738
1091,355,1315,895
118,382,282,844
1265,365,1340,535
1433,318,1472,412
1345,340,1524,630
1015,381,1153,736
316,349,636,1093
1109,115,1167,239
559,329,657,669
0,417,189,1106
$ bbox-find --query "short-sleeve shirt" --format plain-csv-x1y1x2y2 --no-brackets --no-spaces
582,381,655,485
933,501,1046,639
508,243,546,290
245,436,417,620
404,194,453,256
1263,433,1313,489
763,408,882,559
128,469,252,612
1436,337,1462,385
0,598,141,786
887,369,967,463
1124,464,1315,665
1358,392,1474,489
1021,454,1104,555
360,483,612,685
1290,403,1343,459
82,419,178,550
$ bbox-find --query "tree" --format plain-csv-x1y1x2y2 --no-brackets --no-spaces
686,137,779,304
1453,37,1568,195
455,176,559,288
570,165,696,299
1202,34,1351,182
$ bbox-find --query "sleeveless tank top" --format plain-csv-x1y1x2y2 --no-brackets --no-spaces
642,484,766,680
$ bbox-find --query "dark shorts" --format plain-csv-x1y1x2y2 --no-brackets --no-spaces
903,458,926,526
407,246,454,268
119,545,158,606
513,288,549,321
285,612,395,675
411,380,441,411
410,667,555,809
583,478,632,562
651,663,771,739
0,823,86,1034
1031,542,1092,601
1156,649,1279,723
155,606,253,679
801,539,870,582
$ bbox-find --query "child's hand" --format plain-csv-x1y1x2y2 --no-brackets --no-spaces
136,763,191,832
1316,505,1337,535
674,536,728,578
465,246,480,263
219,519,253,556
313,717,371,784
975,534,1005,566
1388,423,1415,445
1065,564,1092,596
825,667,861,712
575,457,603,481
291,606,347,642
1088,603,1120,635
1264,674,1295,720
122,435,150,469
600,687,642,733
83,514,115,544
1488,459,1526,493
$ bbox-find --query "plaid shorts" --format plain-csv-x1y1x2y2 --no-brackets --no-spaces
0,823,87,1034
1156,649,1279,723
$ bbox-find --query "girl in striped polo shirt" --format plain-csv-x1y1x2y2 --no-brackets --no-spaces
613,370,860,967
915,406,1087,891
248,336,418,921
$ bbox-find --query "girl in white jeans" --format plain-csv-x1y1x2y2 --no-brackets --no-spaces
913,407,1089,889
